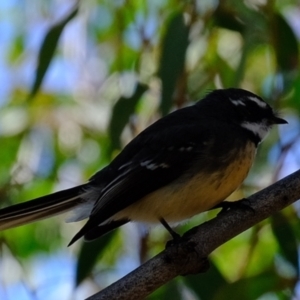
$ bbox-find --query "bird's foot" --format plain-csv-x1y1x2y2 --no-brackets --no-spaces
215,198,255,216
165,233,183,248
159,217,183,247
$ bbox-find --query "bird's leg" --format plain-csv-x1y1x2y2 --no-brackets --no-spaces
160,218,209,275
160,217,181,241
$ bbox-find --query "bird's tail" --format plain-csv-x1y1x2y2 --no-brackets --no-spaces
0,184,89,231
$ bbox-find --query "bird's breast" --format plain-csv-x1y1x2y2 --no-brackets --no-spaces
116,141,256,223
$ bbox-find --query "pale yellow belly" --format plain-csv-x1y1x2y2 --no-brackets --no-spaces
115,142,256,223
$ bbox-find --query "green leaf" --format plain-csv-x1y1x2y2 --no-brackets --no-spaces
270,212,299,275
213,271,293,300
75,230,117,286
215,55,235,87
183,260,227,300
108,82,148,153
158,12,189,116
28,5,79,100
287,73,300,113
8,35,25,63
214,5,245,33
272,13,299,71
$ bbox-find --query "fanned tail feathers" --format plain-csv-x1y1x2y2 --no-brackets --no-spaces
0,184,89,231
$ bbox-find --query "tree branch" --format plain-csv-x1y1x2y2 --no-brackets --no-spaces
86,169,300,300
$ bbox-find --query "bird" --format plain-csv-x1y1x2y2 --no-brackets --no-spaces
0,88,287,246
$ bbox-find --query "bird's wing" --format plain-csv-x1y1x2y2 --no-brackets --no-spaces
92,143,199,216
94,123,211,216
69,119,216,244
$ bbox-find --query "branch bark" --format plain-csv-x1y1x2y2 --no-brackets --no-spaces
86,169,300,300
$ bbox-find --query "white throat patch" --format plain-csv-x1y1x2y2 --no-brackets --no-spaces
241,121,270,141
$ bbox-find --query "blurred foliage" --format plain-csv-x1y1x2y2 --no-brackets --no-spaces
0,0,300,299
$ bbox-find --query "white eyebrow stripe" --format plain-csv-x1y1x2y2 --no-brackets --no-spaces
248,96,267,108
230,99,246,106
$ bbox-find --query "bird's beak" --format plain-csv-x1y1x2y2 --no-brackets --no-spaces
272,116,288,124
